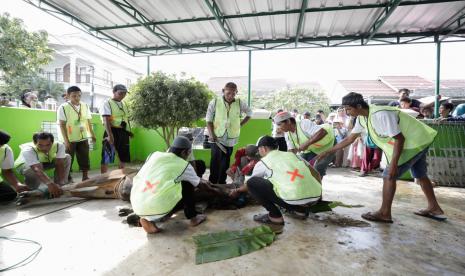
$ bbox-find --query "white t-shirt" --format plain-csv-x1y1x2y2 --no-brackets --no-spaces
352,111,401,137
176,163,200,187
285,119,322,150
99,99,124,116
272,122,284,138
21,143,66,167
57,102,92,122
1,145,14,170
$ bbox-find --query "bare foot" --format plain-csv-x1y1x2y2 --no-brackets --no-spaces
190,214,207,226
139,218,161,234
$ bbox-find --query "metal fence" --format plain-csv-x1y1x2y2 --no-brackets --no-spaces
424,120,465,187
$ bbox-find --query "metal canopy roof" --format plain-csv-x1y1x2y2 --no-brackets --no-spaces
25,0,465,56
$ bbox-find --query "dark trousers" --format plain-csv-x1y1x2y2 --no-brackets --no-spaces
67,140,90,171
176,181,198,219
275,137,287,152
247,177,307,218
209,143,233,184
0,182,17,202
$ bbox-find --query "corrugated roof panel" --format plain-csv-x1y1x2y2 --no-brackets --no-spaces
28,0,465,55
48,0,136,28
379,2,465,34
103,27,165,48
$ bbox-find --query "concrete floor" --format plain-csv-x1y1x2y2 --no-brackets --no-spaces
1,168,464,276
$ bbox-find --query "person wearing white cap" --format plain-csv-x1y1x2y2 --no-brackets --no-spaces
130,136,217,234
273,111,336,178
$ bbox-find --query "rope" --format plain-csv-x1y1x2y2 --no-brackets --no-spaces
0,237,42,272
0,199,88,229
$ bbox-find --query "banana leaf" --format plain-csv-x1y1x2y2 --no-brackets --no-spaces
308,200,364,213
193,225,275,264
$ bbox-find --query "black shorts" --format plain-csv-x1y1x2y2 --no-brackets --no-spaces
102,127,130,163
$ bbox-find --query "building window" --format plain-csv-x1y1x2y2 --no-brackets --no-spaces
55,68,63,82
78,67,90,83
104,70,112,85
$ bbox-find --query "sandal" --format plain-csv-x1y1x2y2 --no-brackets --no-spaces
253,213,284,234
414,210,447,222
285,209,310,220
361,212,393,223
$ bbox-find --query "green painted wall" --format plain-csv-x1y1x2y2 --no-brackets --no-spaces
0,107,272,169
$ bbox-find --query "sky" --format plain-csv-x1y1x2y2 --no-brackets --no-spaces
2,0,465,92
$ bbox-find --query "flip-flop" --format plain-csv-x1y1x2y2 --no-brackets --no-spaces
361,212,393,224
414,210,447,222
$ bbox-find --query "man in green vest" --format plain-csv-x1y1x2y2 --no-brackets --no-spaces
15,132,71,198
273,111,335,178
131,136,217,234
100,84,133,174
318,92,445,223
230,136,322,233
58,86,96,181
0,130,30,202
206,82,252,184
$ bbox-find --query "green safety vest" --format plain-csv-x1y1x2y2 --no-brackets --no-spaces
61,102,91,142
287,121,335,154
130,152,189,216
106,99,129,128
213,97,241,139
14,142,59,168
260,150,321,202
358,105,437,165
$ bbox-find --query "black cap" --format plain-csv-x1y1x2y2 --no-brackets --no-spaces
256,135,278,149
0,130,11,145
113,84,128,93
170,136,192,150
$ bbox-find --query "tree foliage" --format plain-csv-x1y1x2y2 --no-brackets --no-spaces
0,13,53,81
2,74,64,101
128,71,213,147
251,88,331,115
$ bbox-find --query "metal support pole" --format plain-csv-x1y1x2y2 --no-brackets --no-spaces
434,39,441,118
90,66,95,112
247,50,252,107
147,56,151,76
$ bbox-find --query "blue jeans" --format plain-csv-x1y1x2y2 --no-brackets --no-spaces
382,148,429,179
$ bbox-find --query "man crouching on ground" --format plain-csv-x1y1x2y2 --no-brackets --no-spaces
130,136,217,234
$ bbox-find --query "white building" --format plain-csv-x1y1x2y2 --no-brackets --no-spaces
41,33,143,111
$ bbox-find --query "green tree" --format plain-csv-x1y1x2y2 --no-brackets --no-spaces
128,71,213,147
252,88,330,116
0,13,53,97
4,74,64,101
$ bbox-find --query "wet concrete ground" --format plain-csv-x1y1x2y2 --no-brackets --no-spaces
1,168,464,275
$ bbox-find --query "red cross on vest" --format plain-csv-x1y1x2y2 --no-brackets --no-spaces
143,180,160,192
286,169,304,182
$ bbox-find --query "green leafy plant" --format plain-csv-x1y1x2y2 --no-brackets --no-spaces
128,71,213,147
0,13,53,95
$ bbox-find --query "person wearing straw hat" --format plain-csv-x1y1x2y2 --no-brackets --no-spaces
130,136,217,234
317,92,445,223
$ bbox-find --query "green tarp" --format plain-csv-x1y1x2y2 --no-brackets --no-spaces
193,225,275,264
